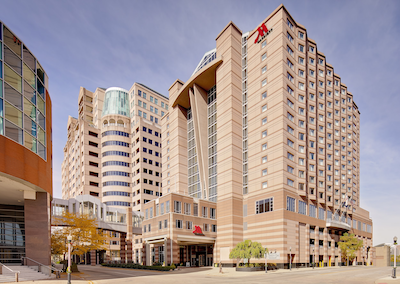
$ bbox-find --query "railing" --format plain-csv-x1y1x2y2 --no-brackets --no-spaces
0,262,20,282
326,218,351,230
21,257,62,278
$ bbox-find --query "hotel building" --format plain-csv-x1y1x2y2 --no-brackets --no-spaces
141,5,373,267
0,22,52,264
61,83,169,212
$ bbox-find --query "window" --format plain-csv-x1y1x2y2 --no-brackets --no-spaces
287,152,294,161
287,139,294,148
262,169,268,176
287,32,293,43
262,66,267,74
262,130,267,138
287,178,294,186
298,69,304,77
287,59,294,70
202,206,208,218
287,165,294,174
262,143,267,151
262,156,268,163
186,221,193,230
262,79,267,87
210,208,216,219
299,200,307,215
287,196,295,211
287,99,294,108
184,203,191,215
287,19,293,30
298,82,304,90
256,198,273,214
287,72,294,83
309,204,316,218
262,182,268,189
262,104,267,112
193,203,198,216
309,46,315,53
298,57,304,65
287,45,294,56
287,126,294,135
298,31,304,39
262,91,267,99
176,219,183,229
262,117,267,125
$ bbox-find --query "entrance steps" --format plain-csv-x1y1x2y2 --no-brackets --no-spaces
0,266,56,283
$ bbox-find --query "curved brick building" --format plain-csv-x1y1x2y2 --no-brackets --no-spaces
0,21,52,264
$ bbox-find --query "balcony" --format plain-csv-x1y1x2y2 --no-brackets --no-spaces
326,218,351,231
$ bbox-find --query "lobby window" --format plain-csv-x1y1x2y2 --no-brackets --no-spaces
256,197,273,214
287,196,295,211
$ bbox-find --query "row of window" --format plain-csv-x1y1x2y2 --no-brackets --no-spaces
102,161,130,167
102,151,129,157
103,181,130,187
102,171,130,177
102,130,129,137
102,140,129,147
103,191,130,197
104,201,130,207
136,89,168,110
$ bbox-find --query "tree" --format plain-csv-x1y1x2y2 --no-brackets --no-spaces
52,212,108,257
229,240,267,265
338,233,363,266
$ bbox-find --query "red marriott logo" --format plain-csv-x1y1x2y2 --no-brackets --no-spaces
192,226,203,235
254,23,273,44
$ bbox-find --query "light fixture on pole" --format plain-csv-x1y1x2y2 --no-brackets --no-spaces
289,247,292,271
313,248,315,269
67,235,72,284
393,236,398,279
264,248,268,274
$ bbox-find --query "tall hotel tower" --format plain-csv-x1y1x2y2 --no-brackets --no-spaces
141,5,373,268
61,83,168,211
0,22,53,265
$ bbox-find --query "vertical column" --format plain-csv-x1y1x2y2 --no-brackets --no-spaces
164,80,188,195
90,250,96,266
120,233,126,263
24,192,51,265
126,240,132,263
215,22,243,265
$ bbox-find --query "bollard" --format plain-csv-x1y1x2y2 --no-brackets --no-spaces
15,272,18,282
0,265,2,275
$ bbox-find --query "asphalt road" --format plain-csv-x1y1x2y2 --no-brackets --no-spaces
16,265,400,284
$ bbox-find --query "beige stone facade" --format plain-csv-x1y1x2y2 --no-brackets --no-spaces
142,4,372,268
61,83,169,213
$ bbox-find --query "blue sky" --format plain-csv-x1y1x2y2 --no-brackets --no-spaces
1,0,399,246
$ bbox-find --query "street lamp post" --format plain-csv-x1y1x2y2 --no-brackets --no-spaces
289,247,292,271
393,236,398,279
67,235,72,284
264,249,268,274
363,246,365,266
313,248,315,269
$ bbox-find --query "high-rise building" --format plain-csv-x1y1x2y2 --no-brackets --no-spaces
0,21,52,264
61,83,169,212
141,4,373,267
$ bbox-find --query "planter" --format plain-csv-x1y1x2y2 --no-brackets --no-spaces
236,267,264,272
